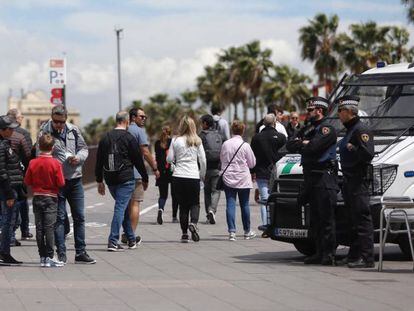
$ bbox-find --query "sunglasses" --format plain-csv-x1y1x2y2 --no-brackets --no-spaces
138,115,147,120
306,108,315,112
291,117,298,120
52,119,66,125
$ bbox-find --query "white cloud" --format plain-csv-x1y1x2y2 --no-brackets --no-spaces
129,0,279,13
330,1,402,13
262,39,296,65
0,0,81,9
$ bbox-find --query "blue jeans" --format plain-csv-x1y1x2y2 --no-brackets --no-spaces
256,179,269,226
108,180,136,244
0,200,18,254
55,178,86,256
224,186,251,233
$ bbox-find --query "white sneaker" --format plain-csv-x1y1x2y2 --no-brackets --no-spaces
40,257,46,267
244,231,256,240
229,232,236,241
45,257,64,267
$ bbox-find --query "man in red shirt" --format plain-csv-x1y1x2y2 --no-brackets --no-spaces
25,134,65,267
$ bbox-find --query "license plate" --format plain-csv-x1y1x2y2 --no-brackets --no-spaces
275,228,308,238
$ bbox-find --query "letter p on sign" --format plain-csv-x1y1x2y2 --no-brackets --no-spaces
49,70,58,84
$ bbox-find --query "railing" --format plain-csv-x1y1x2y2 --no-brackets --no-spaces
82,145,98,185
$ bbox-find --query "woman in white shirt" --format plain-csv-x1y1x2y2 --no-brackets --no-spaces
167,116,206,243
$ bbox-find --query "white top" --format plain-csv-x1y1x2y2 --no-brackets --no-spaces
213,115,231,140
259,121,288,138
166,136,206,180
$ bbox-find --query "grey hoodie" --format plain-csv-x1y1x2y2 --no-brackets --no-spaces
37,120,88,180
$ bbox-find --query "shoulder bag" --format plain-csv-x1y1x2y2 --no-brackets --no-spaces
216,142,244,191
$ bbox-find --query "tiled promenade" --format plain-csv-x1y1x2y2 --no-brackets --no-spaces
1,177,413,310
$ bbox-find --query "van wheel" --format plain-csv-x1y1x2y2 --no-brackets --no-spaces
293,241,316,256
398,236,414,259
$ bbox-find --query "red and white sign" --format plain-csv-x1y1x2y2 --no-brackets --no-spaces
49,58,66,85
50,88,63,105
50,59,64,68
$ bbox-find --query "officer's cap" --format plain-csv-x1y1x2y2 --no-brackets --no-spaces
305,96,329,110
0,115,19,130
336,95,360,110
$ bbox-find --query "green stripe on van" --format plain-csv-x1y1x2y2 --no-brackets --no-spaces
281,163,295,175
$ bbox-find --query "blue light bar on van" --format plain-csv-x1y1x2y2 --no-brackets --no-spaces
377,61,387,68
404,171,414,178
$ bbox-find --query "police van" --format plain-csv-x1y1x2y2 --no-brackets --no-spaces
266,62,414,257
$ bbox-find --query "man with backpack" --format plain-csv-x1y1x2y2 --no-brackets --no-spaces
212,105,230,142
95,111,148,251
199,114,223,224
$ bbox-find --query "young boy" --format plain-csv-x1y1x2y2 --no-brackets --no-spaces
25,133,65,267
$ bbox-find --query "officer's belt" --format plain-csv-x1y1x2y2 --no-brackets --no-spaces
303,161,336,173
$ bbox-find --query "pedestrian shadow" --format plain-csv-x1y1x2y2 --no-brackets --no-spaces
232,251,305,265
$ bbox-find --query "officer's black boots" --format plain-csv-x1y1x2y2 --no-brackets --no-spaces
321,254,336,266
304,254,322,265
347,257,375,268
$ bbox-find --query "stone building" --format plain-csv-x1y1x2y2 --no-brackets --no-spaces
7,90,80,142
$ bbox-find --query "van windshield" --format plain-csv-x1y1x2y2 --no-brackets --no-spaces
326,74,414,136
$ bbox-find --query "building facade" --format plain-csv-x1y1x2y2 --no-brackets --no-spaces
7,90,80,142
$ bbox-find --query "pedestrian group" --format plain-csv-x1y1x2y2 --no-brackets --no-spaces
0,95,375,269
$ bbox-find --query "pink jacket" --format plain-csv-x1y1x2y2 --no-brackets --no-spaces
220,135,256,189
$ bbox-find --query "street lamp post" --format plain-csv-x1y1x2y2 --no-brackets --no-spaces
115,27,123,111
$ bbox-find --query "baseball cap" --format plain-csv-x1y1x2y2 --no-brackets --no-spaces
0,115,19,130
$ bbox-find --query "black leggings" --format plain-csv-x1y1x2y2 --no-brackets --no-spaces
158,181,178,218
172,177,200,234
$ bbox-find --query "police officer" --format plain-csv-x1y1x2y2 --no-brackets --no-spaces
287,97,338,265
337,95,375,268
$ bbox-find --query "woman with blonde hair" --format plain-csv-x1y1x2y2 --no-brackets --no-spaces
155,125,178,224
167,116,206,242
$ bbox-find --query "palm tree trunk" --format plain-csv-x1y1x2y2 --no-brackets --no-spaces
233,102,239,120
253,96,258,125
242,99,248,125
259,100,264,119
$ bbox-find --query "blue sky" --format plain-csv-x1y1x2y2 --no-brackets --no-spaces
0,0,410,124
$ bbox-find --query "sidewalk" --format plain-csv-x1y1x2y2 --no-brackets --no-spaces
1,177,414,311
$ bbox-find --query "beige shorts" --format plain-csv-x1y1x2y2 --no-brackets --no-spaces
130,179,145,202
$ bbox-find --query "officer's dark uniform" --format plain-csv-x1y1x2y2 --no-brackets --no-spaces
286,97,338,265
337,95,375,268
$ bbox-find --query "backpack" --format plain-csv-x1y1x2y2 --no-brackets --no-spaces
103,133,126,173
202,130,223,163
213,119,220,131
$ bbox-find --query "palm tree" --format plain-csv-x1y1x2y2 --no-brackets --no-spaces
336,21,390,73
180,89,198,108
149,93,169,105
237,40,273,125
197,63,234,117
218,46,246,121
299,13,342,93
402,0,414,23
83,118,103,145
262,65,311,111
387,26,412,63
130,100,143,109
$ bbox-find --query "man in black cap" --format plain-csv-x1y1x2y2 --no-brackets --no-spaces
337,95,375,268
287,97,338,265
0,115,23,265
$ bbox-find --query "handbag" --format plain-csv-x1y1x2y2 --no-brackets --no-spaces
216,142,245,191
